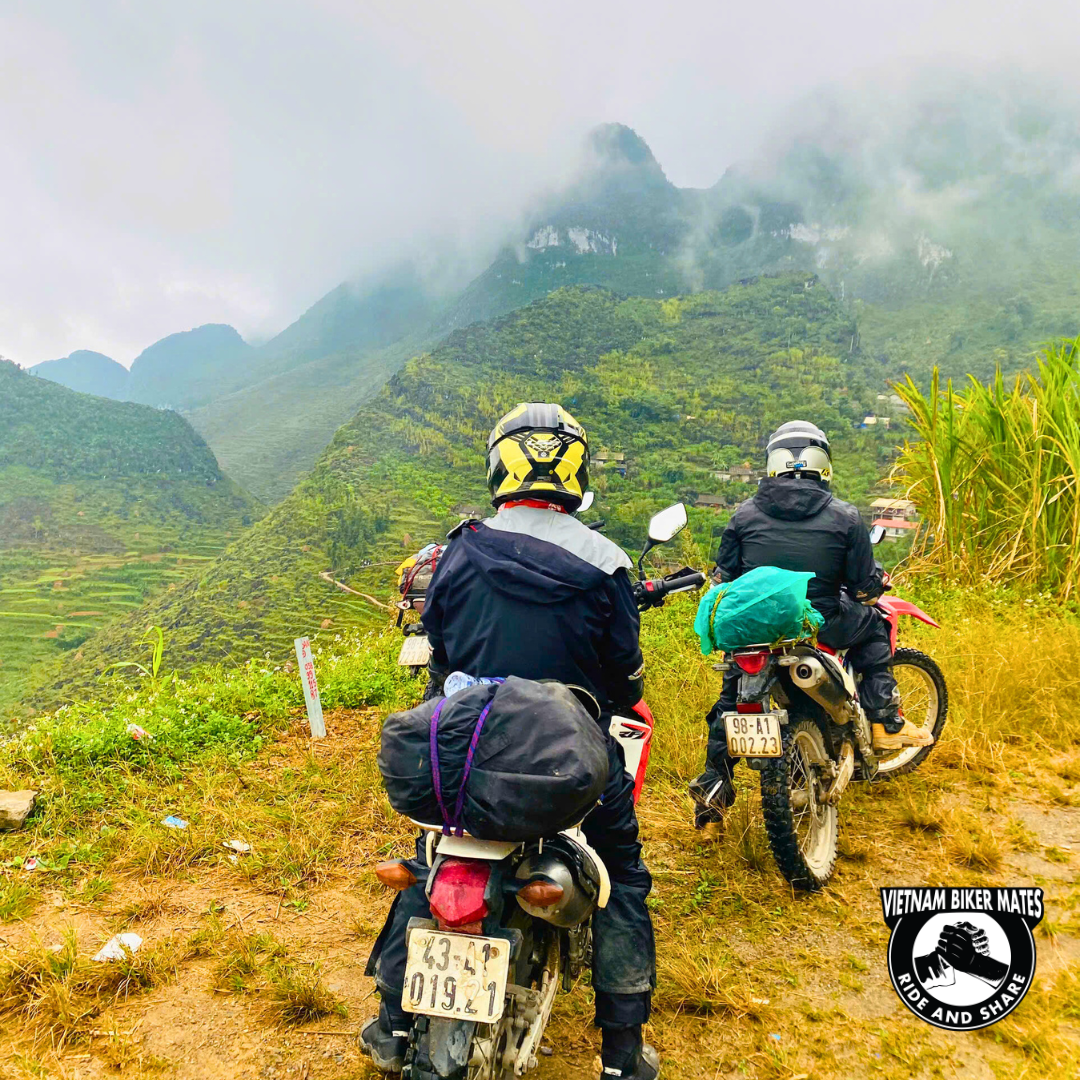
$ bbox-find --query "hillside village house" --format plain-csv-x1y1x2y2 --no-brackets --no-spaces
694,494,727,511
593,450,627,477
453,504,485,519
714,463,763,483
870,497,919,539
876,393,910,412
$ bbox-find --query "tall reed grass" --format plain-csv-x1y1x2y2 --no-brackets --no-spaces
893,338,1080,598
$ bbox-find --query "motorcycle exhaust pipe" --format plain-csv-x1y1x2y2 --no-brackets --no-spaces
789,656,850,720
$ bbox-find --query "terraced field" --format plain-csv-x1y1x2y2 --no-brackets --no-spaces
0,546,222,712
0,357,262,714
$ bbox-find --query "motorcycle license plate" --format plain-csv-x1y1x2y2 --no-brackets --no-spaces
724,712,783,757
402,929,510,1023
397,634,432,667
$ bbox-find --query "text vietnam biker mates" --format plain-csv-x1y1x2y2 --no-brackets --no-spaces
881,887,1043,1031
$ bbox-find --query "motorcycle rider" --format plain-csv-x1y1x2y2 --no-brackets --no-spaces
362,403,660,1080
690,420,933,828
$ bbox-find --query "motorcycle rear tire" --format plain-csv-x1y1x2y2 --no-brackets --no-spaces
403,1017,469,1080
760,717,838,891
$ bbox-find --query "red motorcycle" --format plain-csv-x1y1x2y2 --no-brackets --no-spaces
719,529,947,890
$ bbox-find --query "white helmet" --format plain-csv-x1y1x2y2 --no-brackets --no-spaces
765,421,832,483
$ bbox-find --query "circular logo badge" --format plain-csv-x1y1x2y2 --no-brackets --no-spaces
881,887,1043,1031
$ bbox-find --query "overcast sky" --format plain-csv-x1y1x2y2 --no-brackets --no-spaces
2,0,1077,367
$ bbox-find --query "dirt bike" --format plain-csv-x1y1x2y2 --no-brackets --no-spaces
719,526,947,890
376,503,705,1079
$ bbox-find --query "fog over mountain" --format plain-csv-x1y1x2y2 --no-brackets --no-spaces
4,0,1080,366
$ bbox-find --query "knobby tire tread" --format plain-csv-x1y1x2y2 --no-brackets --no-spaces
760,718,836,891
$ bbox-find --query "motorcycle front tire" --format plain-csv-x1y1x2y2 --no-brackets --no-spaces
869,647,949,780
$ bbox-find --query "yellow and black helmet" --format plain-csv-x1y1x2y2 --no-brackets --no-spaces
487,403,589,510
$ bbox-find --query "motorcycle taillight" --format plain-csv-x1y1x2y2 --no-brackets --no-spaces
734,650,771,675
429,858,491,929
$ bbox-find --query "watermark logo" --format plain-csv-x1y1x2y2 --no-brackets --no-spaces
881,887,1043,1031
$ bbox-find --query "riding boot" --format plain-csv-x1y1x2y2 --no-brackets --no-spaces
359,998,410,1074
691,678,739,827
600,1025,661,1079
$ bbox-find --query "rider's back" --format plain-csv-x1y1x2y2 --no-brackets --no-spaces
422,505,642,711
718,476,872,619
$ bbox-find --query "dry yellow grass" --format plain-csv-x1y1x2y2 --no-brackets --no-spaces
0,594,1078,1077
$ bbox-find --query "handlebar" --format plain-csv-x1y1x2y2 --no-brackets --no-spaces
634,567,707,610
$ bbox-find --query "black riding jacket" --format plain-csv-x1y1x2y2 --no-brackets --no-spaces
716,476,883,622
421,506,644,712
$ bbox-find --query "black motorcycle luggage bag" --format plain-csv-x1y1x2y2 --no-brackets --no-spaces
378,676,610,841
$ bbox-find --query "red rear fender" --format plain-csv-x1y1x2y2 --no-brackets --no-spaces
877,596,941,629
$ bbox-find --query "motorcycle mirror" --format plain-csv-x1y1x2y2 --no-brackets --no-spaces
648,503,688,544
868,524,886,545
577,490,595,513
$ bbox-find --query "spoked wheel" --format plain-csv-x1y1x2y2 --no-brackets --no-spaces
872,648,948,779
760,718,838,890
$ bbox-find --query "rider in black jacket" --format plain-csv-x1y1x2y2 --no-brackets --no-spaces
361,403,660,1080
690,421,934,828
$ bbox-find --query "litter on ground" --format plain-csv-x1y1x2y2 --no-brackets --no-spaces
93,933,143,962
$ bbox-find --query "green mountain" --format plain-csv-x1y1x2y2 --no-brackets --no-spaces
446,124,690,328
188,81,1080,500
180,125,698,503
184,266,449,502
693,74,1080,383
185,333,429,505
29,350,130,399
126,323,254,409
0,359,261,711
38,274,896,705
27,326,256,412
258,265,445,364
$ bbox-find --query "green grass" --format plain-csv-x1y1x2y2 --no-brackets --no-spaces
0,627,418,894
894,339,1080,599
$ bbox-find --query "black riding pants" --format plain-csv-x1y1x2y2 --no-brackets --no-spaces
704,601,900,779
366,735,655,1031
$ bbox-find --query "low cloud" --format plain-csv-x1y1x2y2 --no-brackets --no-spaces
3,0,1080,364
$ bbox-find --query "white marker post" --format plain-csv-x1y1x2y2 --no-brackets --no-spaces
294,637,327,739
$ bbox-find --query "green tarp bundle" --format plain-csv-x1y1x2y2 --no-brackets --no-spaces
694,566,824,656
